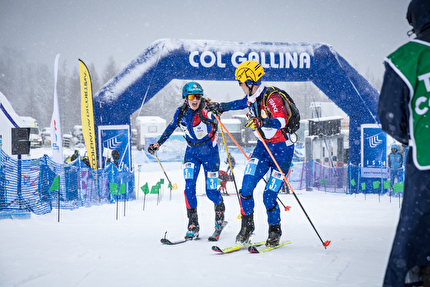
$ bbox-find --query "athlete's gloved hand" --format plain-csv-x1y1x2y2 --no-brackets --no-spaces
245,117,262,130
206,102,223,116
148,142,160,155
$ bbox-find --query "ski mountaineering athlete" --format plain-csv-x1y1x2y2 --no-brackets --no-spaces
148,82,225,241
377,0,430,286
207,60,295,246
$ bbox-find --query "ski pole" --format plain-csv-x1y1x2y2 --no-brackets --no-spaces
214,115,290,211
218,120,242,216
253,127,331,249
154,152,178,192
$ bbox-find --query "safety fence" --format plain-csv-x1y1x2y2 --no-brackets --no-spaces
0,150,405,217
288,160,404,197
0,150,135,216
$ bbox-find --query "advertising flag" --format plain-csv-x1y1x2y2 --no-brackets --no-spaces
79,59,97,169
50,54,63,163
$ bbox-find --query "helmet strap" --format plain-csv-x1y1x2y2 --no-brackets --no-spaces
246,82,255,97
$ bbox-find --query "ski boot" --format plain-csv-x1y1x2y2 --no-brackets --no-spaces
185,207,200,240
235,212,255,245
209,201,226,241
266,222,282,246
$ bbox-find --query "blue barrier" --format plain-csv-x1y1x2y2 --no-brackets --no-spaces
0,150,135,216
0,149,403,218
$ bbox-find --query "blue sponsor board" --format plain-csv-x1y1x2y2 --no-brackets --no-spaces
98,125,130,169
361,124,388,178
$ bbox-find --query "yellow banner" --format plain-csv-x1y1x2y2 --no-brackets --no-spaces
79,59,97,169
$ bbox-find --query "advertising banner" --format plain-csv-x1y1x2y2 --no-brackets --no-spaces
361,124,388,178
98,125,130,169
79,59,97,169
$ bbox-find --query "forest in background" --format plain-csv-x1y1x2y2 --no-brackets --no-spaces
0,46,382,133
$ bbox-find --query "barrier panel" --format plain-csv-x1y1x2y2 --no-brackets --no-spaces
0,150,403,217
0,150,135,215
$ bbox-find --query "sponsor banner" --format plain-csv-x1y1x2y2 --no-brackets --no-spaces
50,54,63,163
98,125,130,169
361,124,387,178
79,59,97,169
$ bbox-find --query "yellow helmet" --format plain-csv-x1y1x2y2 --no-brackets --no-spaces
235,60,265,84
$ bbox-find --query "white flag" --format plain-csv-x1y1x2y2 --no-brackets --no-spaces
50,54,63,163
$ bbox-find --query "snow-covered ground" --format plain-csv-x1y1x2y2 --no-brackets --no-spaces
0,146,401,286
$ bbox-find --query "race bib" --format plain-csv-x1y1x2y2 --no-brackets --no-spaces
244,158,259,176
266,170,283,192
183,162,195,179
207,171,218,190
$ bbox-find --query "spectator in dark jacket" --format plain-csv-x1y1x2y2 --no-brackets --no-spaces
377,0,430,286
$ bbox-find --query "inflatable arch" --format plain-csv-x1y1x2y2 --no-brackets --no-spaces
93,39,379,167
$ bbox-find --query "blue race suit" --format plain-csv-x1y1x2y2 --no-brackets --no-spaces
220,85,295,225
157,104,222,209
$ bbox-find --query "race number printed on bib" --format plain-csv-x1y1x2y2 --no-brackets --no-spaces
267,170,283,192
183,162,195,179
207,171,219,190
244,158,259,176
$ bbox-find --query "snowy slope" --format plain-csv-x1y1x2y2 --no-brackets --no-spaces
0,151,400,287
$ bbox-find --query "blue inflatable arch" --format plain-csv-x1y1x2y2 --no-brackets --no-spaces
94,39,379,166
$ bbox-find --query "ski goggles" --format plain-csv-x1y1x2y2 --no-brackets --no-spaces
238,80,261,86
187,94,202,101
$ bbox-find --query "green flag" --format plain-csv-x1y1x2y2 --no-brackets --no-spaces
49,176,60,191
110,183,119,195
350,179,356,186
361,183,366,190
372,181,380,189
321,179,325,185
119,182,127,194
393,182,404,193
384,180,391,189
150,185,159,194
141,183,149,195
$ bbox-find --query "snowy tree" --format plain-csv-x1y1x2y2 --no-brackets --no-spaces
67,67,81,130
89,62,102,94
101,56,119,86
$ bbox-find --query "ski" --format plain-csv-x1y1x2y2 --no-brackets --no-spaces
248,240,291,253
208,221,228,241
212,241,266,254
160,232,200,245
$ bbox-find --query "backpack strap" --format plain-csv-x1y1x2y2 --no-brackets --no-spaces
177,100,218,147
260,86,292,141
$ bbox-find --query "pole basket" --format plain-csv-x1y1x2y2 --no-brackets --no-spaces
323,240,331,249
284,206,292,211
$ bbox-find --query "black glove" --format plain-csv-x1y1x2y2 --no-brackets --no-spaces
147,142,160,155
206,102,223,116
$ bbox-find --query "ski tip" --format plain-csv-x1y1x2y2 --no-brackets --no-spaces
248,245,259,253
160,238,173,245
212,246,223,253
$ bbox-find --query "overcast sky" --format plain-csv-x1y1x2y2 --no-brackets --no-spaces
1,0,411,82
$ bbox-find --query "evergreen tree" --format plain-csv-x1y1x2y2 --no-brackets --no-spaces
102,56,119,86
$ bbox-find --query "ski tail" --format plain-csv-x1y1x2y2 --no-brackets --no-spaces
248,240,291,253
212,241,266,254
